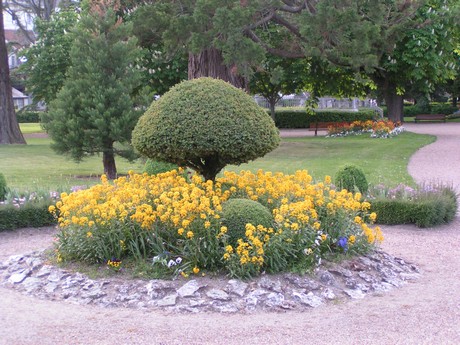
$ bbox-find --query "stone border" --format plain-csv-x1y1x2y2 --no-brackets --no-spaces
0,250,420,313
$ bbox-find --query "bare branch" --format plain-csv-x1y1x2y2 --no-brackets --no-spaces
271,13,301,37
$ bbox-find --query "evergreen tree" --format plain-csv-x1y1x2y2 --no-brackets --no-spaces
42,0,141,179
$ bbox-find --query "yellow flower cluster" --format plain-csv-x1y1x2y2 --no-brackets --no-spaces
53,169,383,275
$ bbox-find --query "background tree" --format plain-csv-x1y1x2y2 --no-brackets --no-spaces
42,0,141,179
19,7,78,105
132,77,280,182
4,0,78,43
249,55,309,120
0,0,25,144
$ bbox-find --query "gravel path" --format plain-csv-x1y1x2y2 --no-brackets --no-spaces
1,123,460,345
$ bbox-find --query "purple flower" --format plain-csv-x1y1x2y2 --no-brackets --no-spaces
337,237,348,252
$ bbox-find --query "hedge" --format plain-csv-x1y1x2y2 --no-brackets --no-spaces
0,202,56,231
370,188,457,228
16,110,41,123
382,103,458,118
271,109,376,128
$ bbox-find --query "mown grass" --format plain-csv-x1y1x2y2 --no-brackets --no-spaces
226,132,435,187
0,124,434,192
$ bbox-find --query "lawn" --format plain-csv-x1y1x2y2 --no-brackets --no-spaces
0,124,434,192
226,132,435,187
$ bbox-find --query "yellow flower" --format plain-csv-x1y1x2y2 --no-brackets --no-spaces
181,271,189,278
193,266,200,274
48,205,56,213
177,228,185,236
220,226,228,234
204,221,211,228
349,235,356,244
186,231,194,239
225,245,234,253
321,234,327,241
223,253,230,260
86,231,93,238
370,212,377,222
324,175,332,184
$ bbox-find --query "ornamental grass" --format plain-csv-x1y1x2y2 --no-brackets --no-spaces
51,169,383,279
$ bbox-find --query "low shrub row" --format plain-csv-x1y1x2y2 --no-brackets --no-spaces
381,103,458,117
0,202,56,231
369,184,457,228
271,109,376,128
16,110,42,123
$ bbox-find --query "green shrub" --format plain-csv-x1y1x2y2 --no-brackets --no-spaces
335,165,369,194
381,103,458,117
144,159,178,175
271,108,375,128
0,202,56,231
132,78,280,181
0,173,7,201
370,186,457,228
15,110,41,123
220,198,274,246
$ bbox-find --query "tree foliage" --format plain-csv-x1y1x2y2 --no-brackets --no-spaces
132,77,280,181
42,0,142,178
20,7,78,105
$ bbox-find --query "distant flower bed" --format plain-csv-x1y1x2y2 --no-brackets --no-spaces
327,120,405,138
51,170,383,279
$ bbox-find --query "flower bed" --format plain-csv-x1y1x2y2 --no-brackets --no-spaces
51,170,383,279
327,120,405,138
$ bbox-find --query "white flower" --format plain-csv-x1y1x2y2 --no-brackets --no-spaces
167,260,176,268
175,257,182,264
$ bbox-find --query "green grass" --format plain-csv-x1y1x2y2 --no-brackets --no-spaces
1,125,434,191
19,123,44,134
1,137,144,192
225,132,435,187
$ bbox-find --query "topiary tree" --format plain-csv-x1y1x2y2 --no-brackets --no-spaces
335,165,368,194
132,77,280,181
220,198,274,246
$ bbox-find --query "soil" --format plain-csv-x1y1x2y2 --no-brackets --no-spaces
1,123,460,345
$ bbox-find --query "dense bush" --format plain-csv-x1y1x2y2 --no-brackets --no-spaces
0,202,56,231
132,78,280,181
220,198,274,246
52,170,382,279
382,103,458,117
15,110,41,123
144,159,178,176
0,173,7,201
370,184,457,227
335,165,369,194
272,108,375,128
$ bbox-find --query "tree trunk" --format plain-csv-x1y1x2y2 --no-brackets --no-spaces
452,97,457,108
269,100,276,121
103,150,117,180
188,47,247,90
384,92,404,123
0,0,26,145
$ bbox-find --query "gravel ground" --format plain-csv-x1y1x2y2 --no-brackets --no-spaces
1,123,460,345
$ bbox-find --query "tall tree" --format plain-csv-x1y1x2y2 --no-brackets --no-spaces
42,0,141,178
0,0,25,144
4,0,78,43
19,6,78,104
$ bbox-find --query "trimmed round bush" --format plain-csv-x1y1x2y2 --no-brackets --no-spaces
132,77,280,181
220,198,274,245
144,159,178,176
0,173,8,201
335,165,368,194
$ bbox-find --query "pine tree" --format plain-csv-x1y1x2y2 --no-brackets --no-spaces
42,0,141,179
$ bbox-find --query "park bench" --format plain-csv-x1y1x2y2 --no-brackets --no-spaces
414,114,447,123
308,122,350,136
